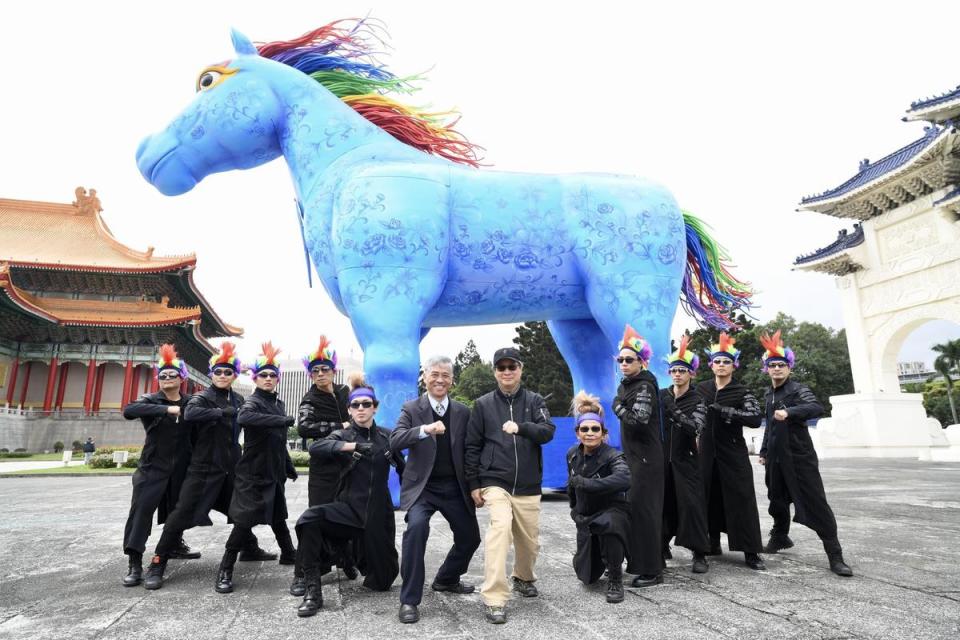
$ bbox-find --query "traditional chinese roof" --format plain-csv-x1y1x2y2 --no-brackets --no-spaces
799,126,960,219
904,84,960,124
0,191,196,273
793,225,865,275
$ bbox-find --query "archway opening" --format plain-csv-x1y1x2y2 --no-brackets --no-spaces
894,319,960,427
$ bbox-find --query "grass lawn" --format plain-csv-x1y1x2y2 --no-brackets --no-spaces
2,466,311,476
0,452,82,462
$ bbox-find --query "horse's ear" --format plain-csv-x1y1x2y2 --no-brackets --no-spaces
230,28,258,56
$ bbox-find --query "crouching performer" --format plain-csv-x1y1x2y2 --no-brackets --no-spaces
294,373,405,617
567,392,631,604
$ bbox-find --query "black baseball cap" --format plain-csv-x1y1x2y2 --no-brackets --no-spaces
493,347,523,365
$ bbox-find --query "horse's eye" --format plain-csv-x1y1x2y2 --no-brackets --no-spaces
197,70,222,91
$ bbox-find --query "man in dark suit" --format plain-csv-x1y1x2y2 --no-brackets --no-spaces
390,355,481,624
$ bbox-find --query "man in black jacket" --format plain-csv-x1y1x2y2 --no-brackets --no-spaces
391,355,480,624
464,347,555,625
758,332,852,577
119,345,198,587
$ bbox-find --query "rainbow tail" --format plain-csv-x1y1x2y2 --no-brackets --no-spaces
681,211,754,329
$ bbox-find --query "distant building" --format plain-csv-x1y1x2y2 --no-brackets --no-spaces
0,188,241,450
897,361,938,386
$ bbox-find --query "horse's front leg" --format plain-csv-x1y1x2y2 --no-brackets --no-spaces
334,172,450,428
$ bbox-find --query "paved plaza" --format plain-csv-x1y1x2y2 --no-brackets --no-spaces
1,458,958,640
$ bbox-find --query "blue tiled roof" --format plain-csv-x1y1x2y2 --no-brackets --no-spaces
908,85,960,113
801,126,943,205
794,225,864,266
934,185,960,205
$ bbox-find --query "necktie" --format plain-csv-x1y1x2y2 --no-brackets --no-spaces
435,403,444,417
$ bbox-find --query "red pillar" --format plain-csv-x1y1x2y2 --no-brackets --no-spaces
82,360,96,415
18,362,32,407
120,359,133,408
42,356,59,413
54,362,70,410
5,358,19,406
92,364,106,412
150,366,159,393
129,365,142,404
180,378,188,395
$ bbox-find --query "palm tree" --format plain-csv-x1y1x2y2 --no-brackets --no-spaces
931,339,960,425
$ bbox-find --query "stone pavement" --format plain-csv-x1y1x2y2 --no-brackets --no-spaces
1,458,958,640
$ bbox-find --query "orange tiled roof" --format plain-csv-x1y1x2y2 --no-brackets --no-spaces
0,189,196,272
0,265,202,327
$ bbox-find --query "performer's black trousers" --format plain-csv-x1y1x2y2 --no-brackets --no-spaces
400,478,481,605
224,513,292,555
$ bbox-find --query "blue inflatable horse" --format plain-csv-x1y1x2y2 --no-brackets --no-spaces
137,21,750,436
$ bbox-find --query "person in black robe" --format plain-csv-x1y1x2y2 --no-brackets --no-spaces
216,342,299,594
119,344,198,587
566,391,631,603
611,324,665,588
758,332,852,577
695,332,766,571
659,335,711,574
143,342,269,590
294,373,405,617
289,336,353,596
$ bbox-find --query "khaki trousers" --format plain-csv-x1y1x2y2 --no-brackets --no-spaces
480,486,541,606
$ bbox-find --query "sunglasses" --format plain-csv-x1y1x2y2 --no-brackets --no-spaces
616,356,638,364
712,358,733,366
211,368,235,377
350,401,374,409
311,366,332,374
157,373,181,381
495,363,519,372
669,368,690,375
578,425,603,433
767,362,789,369
256,372,278,379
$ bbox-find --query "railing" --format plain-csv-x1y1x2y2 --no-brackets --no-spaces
1,406,122,419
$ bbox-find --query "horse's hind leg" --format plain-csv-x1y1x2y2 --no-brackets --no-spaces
547,318,621,444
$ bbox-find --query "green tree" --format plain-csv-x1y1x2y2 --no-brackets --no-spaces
453,339,482,379
451,361,496,407
931,339,960,425
512,321,574,416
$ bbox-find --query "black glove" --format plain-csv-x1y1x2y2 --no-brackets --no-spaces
354,442,374,457
284,415,296,427
221,405,237,418
709,403,734,420
286,467,298,481
612,401,627,418
568,474,585,490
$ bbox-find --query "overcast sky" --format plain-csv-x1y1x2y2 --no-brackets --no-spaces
2,1,958,368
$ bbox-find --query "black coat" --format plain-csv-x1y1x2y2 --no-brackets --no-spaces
696,379,763,552
165,386,244,529
121,391,192,552
390,394,473,512
297,383,350,506
761,378,837,538
229,388,295,527
567,442,631,584
464,386,555,496
659,387,710,553
296,422,405,590
614,370,664,576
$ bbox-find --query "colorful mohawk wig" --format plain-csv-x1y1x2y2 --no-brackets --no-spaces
255,20,481,166
680,212,754,330
708,332,740,367
209,341,241,373
760,330,795,371
617,325,652,365
157,344,188,379
666,335,699,372
303,335,338,372
249,341,282,376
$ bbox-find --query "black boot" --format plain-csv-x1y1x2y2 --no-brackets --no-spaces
297,572,323,617
823,539,853,577
691,552,709,574
763,529,794,554
169,537,201,560
123,553,143,587
216,550,237,593
605,569,624,604
239,546,277,562
706,534,722,556
275,527,297,565
744,552,766,571
142,555,167,590
290,574,307,597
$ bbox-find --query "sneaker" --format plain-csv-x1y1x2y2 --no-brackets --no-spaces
485,605,507,624
142,555,167,590
512,577,538,598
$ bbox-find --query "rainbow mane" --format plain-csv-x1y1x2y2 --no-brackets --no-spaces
709,331,740,365
681,212,754,329
255,20,481,166
303,335,338,371
157,343,188,378
250,341,282,374
665,334,699,371
618,324,652,364
210,340,242,372
760,330,795,369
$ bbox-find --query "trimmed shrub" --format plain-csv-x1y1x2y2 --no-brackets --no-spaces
88,454,116,469
0,448,8,453
71,440,83,452
53,441,65,453
95,446,142,455
289,451,310,467
123,455,140,469
0,451,31,458
14,448,26,453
